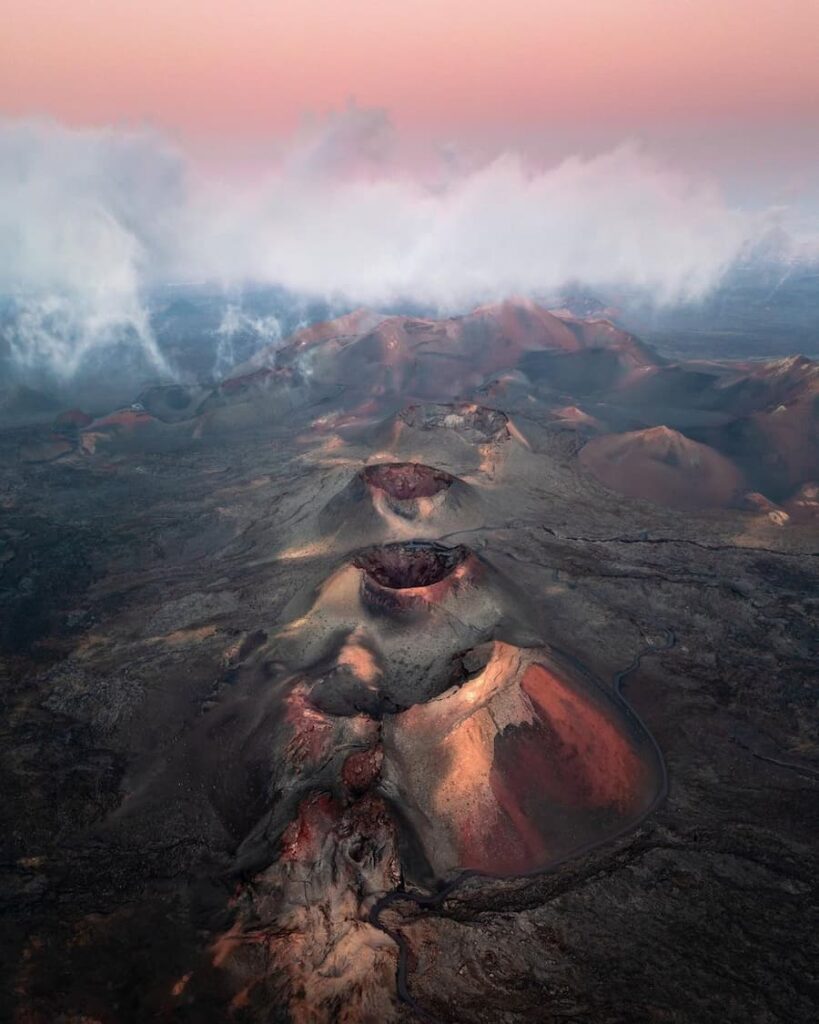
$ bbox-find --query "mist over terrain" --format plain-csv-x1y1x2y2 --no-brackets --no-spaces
4,3,819,1022
4,110,814,402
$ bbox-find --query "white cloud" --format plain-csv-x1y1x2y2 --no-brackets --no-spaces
0,119,180,375
212,304,282,377
0,110,770,377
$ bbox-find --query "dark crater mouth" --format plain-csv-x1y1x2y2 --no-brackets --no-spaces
400,403,509,441
353,541,469,589
362,462,455,500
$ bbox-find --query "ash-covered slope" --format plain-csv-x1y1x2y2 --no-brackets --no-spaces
2,297,818,1024
231,297,659,405
579,426,746,510
49,299,817,512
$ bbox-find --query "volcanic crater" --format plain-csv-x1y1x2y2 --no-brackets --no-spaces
397,402,511,443
361,461,455,500
319,460,481,543
4,299,817,1024
353,539,468,589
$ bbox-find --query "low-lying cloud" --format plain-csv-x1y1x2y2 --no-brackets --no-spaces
0,110,773,378
0,120,180,377
212,305,282,378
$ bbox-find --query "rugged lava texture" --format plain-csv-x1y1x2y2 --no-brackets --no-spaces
1,299,817,1024
362,463,455,501
354,540,468,589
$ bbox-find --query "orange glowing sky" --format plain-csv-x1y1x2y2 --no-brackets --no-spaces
3,0,818,141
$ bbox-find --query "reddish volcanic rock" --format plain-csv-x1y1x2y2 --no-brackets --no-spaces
682,356,819,498
747,394,819,494
246,308,388,368
256,299,659,404
353,541,473,615
737,491,790,525
86,408,157,432
361,462,454,501
516,663,646,810
557,315,658,368
53,408,93,432
319,460,479,544
579,426,745,510
78,408,162,455
278,792,341,863
464,298,582,353
718,354,819,416
283,688,336,769
739,491,781,514
342,746,384,794
351,540,479,623
214,784,400,1023
784,481,819,523
382,641,663,881
549,405,604,431
282,539,528,715
6,299,819,1024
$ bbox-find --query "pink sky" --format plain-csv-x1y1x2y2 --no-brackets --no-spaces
3,0,818,367
3,0,819,212
3,1,818,135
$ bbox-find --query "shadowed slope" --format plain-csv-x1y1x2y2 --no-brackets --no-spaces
579,425,745,510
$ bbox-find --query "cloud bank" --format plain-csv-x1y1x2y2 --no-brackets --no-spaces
0,110,769,377
0,120,183,376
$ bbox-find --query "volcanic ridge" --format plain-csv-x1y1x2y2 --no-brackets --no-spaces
1,298,817,1024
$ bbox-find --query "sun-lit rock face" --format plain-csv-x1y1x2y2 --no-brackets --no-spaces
267,302,569,402
579,425,745,510
8,290,818,1024
209,773,401,1023
270,538,539,717
381,640,664,883
354,539,467,589
738,491,791,526
243,299,658,408
548,404,604,432
193,632,664,1018
256,529,662,886
361,462,457,525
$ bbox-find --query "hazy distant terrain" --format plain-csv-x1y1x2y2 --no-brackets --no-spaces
618,257,819,360
3,253,818,422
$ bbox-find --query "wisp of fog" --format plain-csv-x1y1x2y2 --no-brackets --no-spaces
0,108,768,379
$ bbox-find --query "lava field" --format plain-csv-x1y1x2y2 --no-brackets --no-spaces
1,299,817,1023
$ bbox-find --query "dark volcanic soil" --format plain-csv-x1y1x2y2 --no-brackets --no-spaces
353,541,468,588
1,301,817,1024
